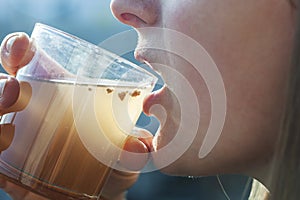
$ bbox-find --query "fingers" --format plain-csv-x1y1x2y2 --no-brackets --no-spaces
0,33,35,76
120,129,153,171
0,74,20,111
100,130,153,199
4,181,28,200
101,170,139,200
0,177,47,200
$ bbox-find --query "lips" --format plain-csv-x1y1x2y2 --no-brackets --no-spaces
134,47,148,64
134,51,149,70
134,48,166,74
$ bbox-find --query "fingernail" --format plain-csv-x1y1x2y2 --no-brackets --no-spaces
5,35,18,53
0,78,8,97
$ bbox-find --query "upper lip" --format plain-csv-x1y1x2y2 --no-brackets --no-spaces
134,49,146,63
134,49,154,70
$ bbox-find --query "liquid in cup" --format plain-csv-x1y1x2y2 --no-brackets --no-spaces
0,23,157,199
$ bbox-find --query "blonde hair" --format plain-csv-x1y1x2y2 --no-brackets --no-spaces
248,179,269,200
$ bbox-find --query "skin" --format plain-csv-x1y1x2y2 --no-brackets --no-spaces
0,0,297,199
111,0,296,189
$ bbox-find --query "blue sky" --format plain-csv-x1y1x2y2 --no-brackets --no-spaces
0,0,130,44
0,0,133,72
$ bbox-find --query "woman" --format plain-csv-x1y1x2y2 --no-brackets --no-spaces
0,0,298,199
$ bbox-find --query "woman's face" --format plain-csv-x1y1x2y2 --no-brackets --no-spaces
110,0,296,181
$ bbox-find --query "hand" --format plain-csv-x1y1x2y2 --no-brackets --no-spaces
0,33,34,114
0,33,153,200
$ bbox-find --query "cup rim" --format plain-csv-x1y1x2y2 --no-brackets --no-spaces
23,23,159,87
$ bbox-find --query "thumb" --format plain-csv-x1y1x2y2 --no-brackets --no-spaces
0,32,35,76
119,129,153,171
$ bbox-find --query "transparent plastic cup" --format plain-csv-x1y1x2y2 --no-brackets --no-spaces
0,23,157,199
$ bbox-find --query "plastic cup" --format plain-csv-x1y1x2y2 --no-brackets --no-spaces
0,23,157,199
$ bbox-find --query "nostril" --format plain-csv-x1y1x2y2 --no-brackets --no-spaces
110,0,159,28
120,13,147,28
121,13,135,21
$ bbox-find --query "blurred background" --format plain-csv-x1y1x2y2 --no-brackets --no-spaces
0,0,252,199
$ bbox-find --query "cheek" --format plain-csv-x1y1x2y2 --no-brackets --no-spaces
165,0,294,142
155,0,295,175
213,3,294,167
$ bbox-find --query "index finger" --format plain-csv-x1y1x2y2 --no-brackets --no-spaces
0,33,35,76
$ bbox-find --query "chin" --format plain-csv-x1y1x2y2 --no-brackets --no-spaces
150,142,218,177
152,156,215,177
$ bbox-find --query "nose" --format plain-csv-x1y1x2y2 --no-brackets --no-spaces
110,0,159,28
